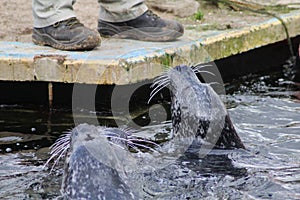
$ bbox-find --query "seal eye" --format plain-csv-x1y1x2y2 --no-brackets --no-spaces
174,66,181,71
71,129,79,137
174,65,188,72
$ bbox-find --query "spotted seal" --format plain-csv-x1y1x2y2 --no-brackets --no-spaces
150,64,245,150
46,124,157,200
47,65,245,199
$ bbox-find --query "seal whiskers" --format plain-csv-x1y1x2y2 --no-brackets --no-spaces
46,126,159,170
148,75,170,103
44,132,71,171
191,64,216,76
46,124,162,199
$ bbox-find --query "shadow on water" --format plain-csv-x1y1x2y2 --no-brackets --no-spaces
0,56,300,199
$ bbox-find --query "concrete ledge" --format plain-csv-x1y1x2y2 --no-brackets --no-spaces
1,10,300,85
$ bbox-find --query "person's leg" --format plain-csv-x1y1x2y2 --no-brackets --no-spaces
33,0,76,28
98,0,147,22
32,0,100,50
97,0,184,42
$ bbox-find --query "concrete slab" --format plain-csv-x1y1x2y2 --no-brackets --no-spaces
1,10,300,85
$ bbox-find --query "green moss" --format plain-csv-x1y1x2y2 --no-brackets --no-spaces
264,5,297,14
161,53,174,68
193,11,204,21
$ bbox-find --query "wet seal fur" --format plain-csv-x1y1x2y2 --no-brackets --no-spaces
150,64,245,150
47,65,245,199
46,124,157,200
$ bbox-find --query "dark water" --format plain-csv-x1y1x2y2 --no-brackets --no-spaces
0,69,299,199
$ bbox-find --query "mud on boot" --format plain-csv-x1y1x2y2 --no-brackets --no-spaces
98,10,184,42
32,18,101,51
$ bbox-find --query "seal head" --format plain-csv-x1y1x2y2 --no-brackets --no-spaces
62,124,137,200
150,65,245,150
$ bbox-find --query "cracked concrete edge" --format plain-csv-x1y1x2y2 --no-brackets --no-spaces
0,10,300,85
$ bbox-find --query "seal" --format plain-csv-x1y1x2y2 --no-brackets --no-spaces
46,65,245,199
149,64,245,150
46,124,157,200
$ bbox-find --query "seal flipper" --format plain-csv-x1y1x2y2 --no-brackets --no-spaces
216,115,245,149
